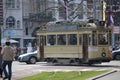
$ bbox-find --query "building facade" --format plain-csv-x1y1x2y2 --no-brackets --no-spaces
0,0,3,25
2,0,55,47
105,0,120,47
2,0,23,47
2,0,104,48
0,0,3,46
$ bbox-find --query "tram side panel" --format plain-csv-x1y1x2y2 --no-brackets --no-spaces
37,34,112,64
44,46,83,63
41,46,111,64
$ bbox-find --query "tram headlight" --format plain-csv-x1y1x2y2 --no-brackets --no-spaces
101,52,106,57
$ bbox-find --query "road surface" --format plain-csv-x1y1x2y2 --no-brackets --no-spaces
95,71,120,80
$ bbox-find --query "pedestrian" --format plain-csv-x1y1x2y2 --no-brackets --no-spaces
1,40,14,80
0,46,2,78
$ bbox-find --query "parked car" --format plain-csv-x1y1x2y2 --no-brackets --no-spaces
18,50,39,64
112,49,120,60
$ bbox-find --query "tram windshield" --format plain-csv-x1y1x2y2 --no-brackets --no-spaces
98,33,108,45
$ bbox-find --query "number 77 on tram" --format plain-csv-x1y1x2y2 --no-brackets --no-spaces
36,21,112,65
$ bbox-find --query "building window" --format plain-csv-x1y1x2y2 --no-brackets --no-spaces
25,27,28,35
6,16,15,28
16,0,20,8
6,0,15,8
6,0,20,9
17,20,20,28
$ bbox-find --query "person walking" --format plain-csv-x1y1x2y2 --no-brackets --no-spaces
1,40,14,80
0,46,2,78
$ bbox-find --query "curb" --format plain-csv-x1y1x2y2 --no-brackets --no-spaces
87,70,117,80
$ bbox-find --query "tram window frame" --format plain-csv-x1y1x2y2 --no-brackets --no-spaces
47,35,56,46
37,35,40,46
79,34,82,45
39,35,46,45
98,34,108,45
88,34,92,45
92,31,97,46
57,34,66,45
68,34,77,45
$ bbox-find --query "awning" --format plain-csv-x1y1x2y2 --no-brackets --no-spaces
1,38,19,44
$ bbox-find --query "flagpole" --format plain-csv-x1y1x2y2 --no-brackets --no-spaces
112,26,115,48
109,1,115,49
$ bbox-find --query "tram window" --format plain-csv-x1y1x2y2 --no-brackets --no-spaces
57,35,66,45
88,34,92,45
47,35,56,46
92,32,97,46
109,31,112,45
39,36,46,46
98,34,108,45
68,34,77,45
115,34,120,45
79,34,82,45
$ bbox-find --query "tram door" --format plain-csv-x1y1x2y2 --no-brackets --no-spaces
82,34,88,62
39,35,45,59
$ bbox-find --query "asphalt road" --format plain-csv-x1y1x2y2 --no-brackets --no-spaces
95,71,120,80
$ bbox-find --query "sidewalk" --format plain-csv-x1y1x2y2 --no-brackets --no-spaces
12,68,41,80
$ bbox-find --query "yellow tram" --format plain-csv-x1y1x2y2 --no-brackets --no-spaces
37,21,112,65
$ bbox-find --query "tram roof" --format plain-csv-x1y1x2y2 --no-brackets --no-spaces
37,21,111,32
46,21,87,25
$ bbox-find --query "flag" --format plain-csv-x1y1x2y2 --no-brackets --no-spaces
109,12,114,26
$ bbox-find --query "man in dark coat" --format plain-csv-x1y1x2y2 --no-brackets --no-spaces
0,46,2,78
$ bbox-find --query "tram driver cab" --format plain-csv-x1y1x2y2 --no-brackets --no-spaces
99,34,108,45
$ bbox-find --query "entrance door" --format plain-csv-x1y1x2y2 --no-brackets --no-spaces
39,36,45,59
82,34,88,62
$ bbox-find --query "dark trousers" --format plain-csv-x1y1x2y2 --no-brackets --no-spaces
2,61,12,80
0,68,2,77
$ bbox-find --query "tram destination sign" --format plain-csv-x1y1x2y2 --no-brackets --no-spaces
46,24,78,32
